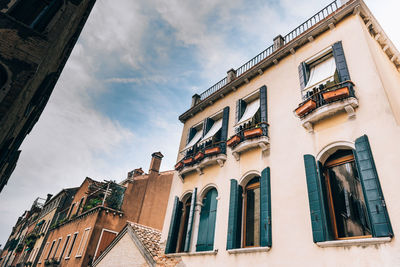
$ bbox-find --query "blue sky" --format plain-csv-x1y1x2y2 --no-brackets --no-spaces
1,0,399,245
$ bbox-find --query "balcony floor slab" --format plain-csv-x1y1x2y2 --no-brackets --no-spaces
231,136,270,161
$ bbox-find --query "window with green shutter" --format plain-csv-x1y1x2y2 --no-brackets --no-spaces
226,167,271,250
196,188,218,252
303,135,393,243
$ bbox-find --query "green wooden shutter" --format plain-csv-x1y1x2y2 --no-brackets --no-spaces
236,99,247,123
165,196,182,254
187,128,197,145
259,86,268,123
332,41,351,82
354,135,393,237
196,188,218,251
260,167,272,247
303,155,328,242
221,107,229,154
227,180,239,250
184,188,197,252
298,62,309,90
202,118,214,137
236,185,243,247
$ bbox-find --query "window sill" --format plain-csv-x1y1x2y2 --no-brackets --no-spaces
231,135,269,161
316,237,392,248
178,154,226,179
227,247,270,254
167,249,218,257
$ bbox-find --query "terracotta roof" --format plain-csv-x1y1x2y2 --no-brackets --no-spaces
129,222,181,267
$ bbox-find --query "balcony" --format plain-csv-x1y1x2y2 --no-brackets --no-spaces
294,81,358,132
227,122,269,161
175,141,226,178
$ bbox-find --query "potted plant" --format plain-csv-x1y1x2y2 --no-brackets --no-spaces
174,161,183,170
183,157,194,165
227,135,241,147
204,146,221,155
295,99,317,117
243,127,263,139
194,151,204,161
322,86,350,102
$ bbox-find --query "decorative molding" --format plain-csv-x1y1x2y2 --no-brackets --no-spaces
231,136,270,161
316,237,392,248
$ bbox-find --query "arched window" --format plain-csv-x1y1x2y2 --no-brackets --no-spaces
165,189,197,254
196,188,218,252
176,195,192,252
323,149,371,239
303,135,393,243
0,64,7,89
243,177,260,247
226,168,271,250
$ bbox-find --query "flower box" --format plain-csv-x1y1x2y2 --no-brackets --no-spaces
194,151,205,161
183,157,194,165
322,86,350,102
295,99,317,117
244,128,263,139
174,161,183,170
204,146,221,155
227,135,241,147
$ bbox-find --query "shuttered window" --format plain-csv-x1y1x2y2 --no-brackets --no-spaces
227,167,271,249
303,135,392,243
196,188,218,252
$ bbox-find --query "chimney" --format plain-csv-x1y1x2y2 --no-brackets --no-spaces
127,168,144,178
149,151,163,174
45,194,53,203
191,94,200,108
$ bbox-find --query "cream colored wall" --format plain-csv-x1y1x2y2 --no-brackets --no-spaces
164,12,400,267
96,233,148,267
30,209,57,262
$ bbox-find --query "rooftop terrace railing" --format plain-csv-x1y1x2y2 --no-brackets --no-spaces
284,1,339,44
198,0,340,102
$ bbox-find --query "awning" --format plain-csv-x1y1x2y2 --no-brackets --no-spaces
199,119,222,145
305,56,336,89
237,100,260,126
182,130,202,151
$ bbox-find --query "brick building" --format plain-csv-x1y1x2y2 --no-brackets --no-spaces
36,152,175,267
0,0,96,192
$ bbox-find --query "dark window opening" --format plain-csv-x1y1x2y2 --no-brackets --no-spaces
323,150,371,239
244,177,260,247
8,0,62,31
176,195,191,253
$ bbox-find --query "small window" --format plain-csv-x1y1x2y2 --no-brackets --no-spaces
46,240,56,260
59,235,70,260
244,177,261,247
235,90,261,133
323,150,371,239
39,242,49,263
76,197,85,215
94,229,117,258
52,238,62,259
66,232,78,259
75,228,90,257
182,123,203,153
67,203,75,218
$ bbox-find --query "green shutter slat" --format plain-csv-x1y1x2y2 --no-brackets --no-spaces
354,135,393,237
260,167,272,247
196,188,218,252
165,196,182,254
298,62,309,90
303,155,328,242
184,188,197,252
259,86,268,123
332,41,351,82
202,118,214,137
227,179,239,250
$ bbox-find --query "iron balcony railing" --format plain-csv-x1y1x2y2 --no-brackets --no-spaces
296,81,355,118
198,0,340,102
230,121,268,146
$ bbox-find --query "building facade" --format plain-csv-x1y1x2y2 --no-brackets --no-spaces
36,152,175,267
0,197,45,267
162,0,400,266
0,0,96,192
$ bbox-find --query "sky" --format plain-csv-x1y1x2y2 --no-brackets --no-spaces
0,0,399,245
